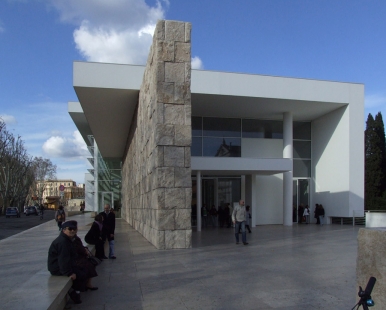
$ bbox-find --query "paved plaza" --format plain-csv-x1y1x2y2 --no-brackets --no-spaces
0,213,360,309
70,217,360,310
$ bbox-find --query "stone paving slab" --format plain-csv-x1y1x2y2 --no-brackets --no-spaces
69,221,360,309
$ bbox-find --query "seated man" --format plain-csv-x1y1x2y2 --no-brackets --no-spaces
47,220,87,304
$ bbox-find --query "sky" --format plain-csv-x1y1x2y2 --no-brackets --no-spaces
0,0,386,184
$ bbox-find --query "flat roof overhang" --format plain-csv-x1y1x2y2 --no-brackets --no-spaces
191,157,292,175
72,61,363,159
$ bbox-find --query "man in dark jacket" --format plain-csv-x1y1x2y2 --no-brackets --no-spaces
47,220,86,304
99,204,116,259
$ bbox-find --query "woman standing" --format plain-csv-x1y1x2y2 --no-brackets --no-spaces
85,214,107,259
245,205,252,233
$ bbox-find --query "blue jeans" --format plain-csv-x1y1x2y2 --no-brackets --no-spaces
109,239,115,257
234,221,246,243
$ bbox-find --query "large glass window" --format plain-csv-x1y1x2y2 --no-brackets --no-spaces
242,119,283,139
293,159,311,177
192,117,202,137
192,137,202,156
203,138,241,157
203,117,241,137
293,141,311,159
293,122,311,140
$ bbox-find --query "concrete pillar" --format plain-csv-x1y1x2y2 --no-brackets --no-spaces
245,174,257,226
283,112,293,226
196,171,202,231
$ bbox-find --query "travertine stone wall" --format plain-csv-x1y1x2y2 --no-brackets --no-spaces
356,228,386,308
121,20,192,249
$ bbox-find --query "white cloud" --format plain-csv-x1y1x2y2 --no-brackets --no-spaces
42,130,89,158
0,114,17,125
49,0,167,64
365,94,386,109
191,56,204,70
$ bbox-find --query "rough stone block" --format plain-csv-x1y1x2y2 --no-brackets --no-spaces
185,62,191,88
175,125,191,146
151,188,165,209
175,42,191,62
185,22,191,43
184,147,191,167
164,104,185,125
164,146,185,167
175,209,191,229
157,210,175,230
156,40,174,62
174,83,191,104
165,63,185,83
185,187,192,209
156,62,165,82
155,124,174,146
156,82,174,103
175,167,191,188
165,187,185,209
155,20,165,40
165,230,187,249
156,167,174,188
185,229,192,248
165,20,185,42
184,104,191,125
357,228,386,308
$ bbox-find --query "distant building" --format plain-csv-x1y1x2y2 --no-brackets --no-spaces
37,179,85,207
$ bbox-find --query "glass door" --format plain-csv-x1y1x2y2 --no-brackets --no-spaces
293,179,310,223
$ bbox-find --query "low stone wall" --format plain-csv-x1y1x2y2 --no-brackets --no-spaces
357,228,386,308
122,20,192,249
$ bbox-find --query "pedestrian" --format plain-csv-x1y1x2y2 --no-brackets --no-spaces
245,205,252,233
209,205,217,227
47,220,88,304
55,205,66,231
100,204,116,259
85,214,107,259
228,203,233,228
314,204,320,224
319,204,325,226
201,204,208,228
303,205,310,224
232,199,248,245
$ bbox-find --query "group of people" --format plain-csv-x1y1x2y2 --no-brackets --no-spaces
47,203,116,305
201,200,252,245
297,203,325,225
202,202,249,229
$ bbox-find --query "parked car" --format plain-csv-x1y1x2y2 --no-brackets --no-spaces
25,206,38,216
6,207,20,218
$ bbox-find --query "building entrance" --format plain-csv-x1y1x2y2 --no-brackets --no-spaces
293,179,310,223
191,177,241,228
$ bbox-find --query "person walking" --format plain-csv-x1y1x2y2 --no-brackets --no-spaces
55,205,66,231
303,205,310,224
100,204,116,259
232,199,248,245
319,204,325,226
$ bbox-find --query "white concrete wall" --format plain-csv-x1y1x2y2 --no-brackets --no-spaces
241,138,283,158
312,106,350,217
255,174,283,225
366,213,386,228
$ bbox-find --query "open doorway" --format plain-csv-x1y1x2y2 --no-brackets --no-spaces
293,179,310,223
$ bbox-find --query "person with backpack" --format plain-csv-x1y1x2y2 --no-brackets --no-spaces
55,205,66,231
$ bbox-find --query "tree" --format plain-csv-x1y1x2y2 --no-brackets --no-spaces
365,112,386,210
30,157,57,204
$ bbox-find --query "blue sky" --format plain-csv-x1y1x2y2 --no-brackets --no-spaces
0,0,385,183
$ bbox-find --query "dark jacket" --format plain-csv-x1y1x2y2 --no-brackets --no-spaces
84,222,103,245
99,211,115,238
47,232,77,276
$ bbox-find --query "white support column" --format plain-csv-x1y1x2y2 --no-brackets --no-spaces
93,139,99,213
196,171,202,231
283,112,293,226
